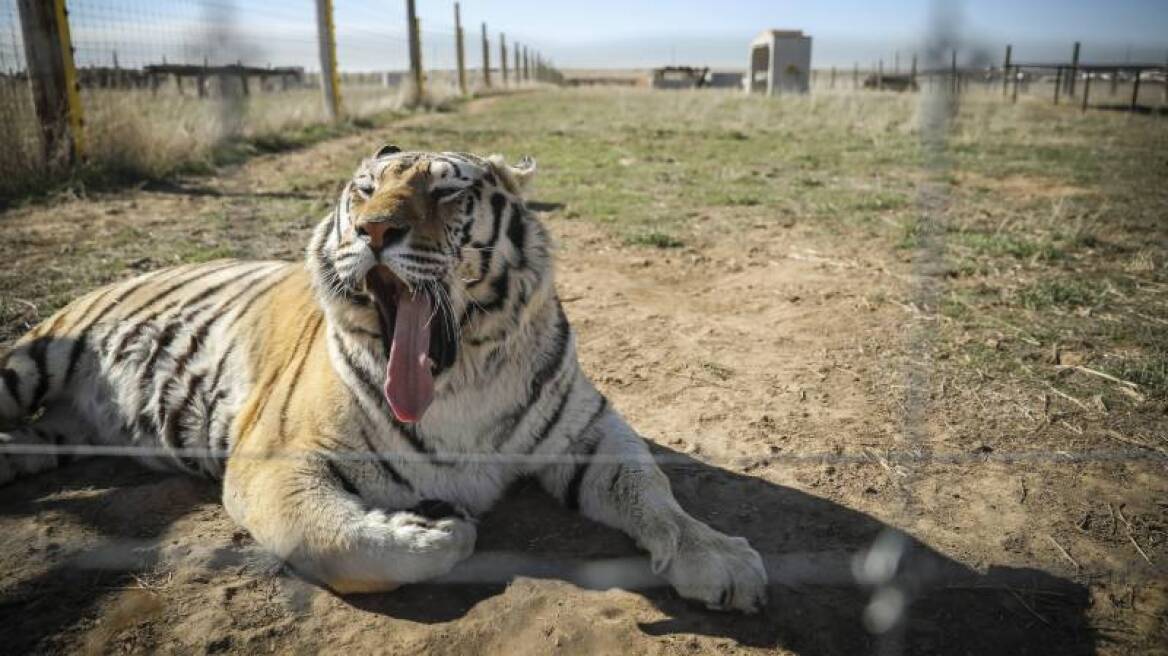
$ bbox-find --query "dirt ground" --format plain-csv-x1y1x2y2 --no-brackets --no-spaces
1,90,1166,655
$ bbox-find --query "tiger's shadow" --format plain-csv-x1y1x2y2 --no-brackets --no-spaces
349,444,1096,654
0,446,1095,654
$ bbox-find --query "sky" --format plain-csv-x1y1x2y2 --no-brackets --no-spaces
2,0,1165,73
446,0,1168,69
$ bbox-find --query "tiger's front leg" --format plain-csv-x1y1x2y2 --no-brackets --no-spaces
222,449,476,594
538,408,768,613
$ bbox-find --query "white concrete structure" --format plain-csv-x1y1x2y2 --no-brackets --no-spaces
748,29,812,96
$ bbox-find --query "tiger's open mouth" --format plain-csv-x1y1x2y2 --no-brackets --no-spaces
364,266,456,424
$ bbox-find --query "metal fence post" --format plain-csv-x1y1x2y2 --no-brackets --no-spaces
1067,41,1080,96
500,33,508,85
1002,44,1012,96
16,0,85,166
514,42,520,84
480,23,491,88
1130,70,1141,112
1081,71,1090,112
454,2,466,95
406,0,424,104
950,49,958,96
314,0,342,120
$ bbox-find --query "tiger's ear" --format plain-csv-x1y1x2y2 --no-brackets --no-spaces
487,154,537,195
513,155,538,188
373,144,401,159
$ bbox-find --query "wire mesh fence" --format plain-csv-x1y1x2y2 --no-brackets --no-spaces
809,46,1168,116
0,4,1165,652
0,0,40,189
0,0,560,200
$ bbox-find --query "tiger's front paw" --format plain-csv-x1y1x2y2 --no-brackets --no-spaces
318,508,476,594
661,522,768,613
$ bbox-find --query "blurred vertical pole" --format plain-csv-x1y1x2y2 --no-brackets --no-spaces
1129,70,1141,112
406,0,424,104
314,0,342,120
1011,65,1019,103
877,59,883,89
950,49,957,96
514,42,520,84
481,23,491,88
1053,67,1061,104
237,60,249,96
910,54,918,87
1080,71,1090,112
523,46,529,81
1002,45,1011,96
17,0,85,166
454,3,467,95
500,33,508,85
197,56,207,98
1067,41,1080,97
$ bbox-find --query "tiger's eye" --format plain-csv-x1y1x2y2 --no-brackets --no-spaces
354,178,375,198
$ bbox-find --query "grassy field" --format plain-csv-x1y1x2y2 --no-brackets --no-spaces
0,87,1166,653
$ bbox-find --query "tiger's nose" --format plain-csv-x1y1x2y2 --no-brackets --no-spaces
354,219,409,251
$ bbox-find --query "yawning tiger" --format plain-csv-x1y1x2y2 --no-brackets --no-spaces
0,146,766,611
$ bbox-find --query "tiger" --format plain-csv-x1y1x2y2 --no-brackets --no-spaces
0,146,767,611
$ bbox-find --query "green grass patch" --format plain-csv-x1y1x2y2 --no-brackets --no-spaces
955,232,1063,261
1107,353,1168,398
623,230,685,249
1017,279,1103,310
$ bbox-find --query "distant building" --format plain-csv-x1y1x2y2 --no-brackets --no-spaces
748,29,812,96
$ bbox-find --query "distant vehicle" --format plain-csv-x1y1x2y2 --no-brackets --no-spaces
648,66,710,89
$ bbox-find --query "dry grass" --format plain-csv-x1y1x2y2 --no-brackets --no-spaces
0,83,48,195
0,80,476,202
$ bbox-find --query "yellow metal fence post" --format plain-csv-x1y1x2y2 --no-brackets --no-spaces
315,0,343,120
16,0,85,166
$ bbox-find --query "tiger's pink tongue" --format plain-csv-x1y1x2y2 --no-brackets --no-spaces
385,290,434,423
